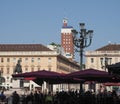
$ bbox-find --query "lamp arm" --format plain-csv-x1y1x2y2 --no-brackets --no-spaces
83,38,92,48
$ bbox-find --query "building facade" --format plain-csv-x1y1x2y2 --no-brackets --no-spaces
84,43,120,91
0,44,79,90
85,43,120,71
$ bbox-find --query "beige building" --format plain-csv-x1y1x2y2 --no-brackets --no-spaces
85,43,120,91
85,43,120,70
0,44,79,90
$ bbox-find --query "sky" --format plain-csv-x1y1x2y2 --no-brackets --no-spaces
0,0,120,52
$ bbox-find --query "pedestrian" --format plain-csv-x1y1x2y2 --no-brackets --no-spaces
33,90,39,104
7,95,13,104
45,91,53,104
38,90,43,104
12,91,20,104
0,91,6,104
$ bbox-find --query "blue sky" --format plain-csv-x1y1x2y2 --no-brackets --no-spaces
0,0,120,52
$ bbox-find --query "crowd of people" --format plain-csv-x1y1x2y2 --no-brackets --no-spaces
0,89,120,104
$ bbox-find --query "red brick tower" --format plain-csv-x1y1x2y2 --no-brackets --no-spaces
61,19,74,60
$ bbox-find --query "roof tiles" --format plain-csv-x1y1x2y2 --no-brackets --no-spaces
0,44,52,51
96,44,120,51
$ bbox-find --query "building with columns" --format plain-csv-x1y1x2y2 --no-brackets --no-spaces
0,44,79,90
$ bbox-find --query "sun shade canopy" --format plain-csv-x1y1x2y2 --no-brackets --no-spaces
12,70,85,85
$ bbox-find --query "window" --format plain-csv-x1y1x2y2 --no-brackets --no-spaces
38,58,40,63
31,58,34,62
1,68,3,74
1,58,4,63
25,58,28,62
48,67,51,71
11,78,13,83
19,58,22,62
13,58,16,62
91,58,94,63
7,58,10,62
25,67,28,72
108,58,112,65
38,67,40,71
31,67,34,72
7,68,10,74
7,77,9,79
48,57,51,63
100,58,103,65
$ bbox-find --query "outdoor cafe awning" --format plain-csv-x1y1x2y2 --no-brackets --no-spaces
66,68,120,83
12,68,120,85
12,70,84,85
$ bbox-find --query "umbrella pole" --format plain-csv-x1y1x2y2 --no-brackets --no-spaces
80,83,83,93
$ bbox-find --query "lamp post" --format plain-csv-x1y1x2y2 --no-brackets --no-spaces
72,23,93,93
100,54,112,71
72,23,93,70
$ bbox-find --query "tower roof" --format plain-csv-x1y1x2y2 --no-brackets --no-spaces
62,26,73,28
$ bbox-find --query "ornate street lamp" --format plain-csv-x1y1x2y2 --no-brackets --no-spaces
100,54,112,71
72,23,93,70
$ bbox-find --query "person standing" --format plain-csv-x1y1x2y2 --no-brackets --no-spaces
12,91,20,104
33,90,39,104
0,91,6,104
7,95,13,104
45,91,53,104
